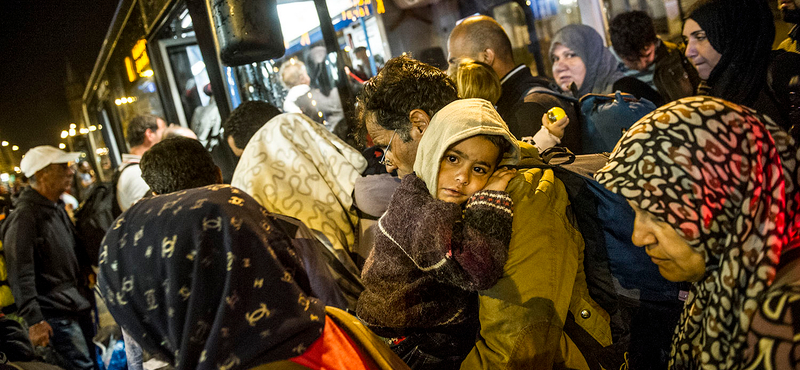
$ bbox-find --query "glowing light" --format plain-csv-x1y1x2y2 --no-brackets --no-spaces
140,69,154,77
95,148,109,156
89,126,97,132
14,167,20,173
11,145,18,151
115,99,122,105
69,128,76,137
79,128,89,135
59,143,66,149
1,141,8,147
191,61,206,75
317,111,323,118
0,174,8,183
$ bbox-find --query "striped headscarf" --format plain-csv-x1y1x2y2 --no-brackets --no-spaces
595,96,792,369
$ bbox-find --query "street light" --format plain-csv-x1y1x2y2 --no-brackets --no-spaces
1,141,8,147
61,130,69,139
59,143,66,149
69,128,76,137
11,145,18,151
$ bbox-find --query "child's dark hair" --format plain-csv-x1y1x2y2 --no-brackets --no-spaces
478,134,511,165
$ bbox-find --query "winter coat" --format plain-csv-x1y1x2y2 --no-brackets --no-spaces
0,186,91,325
460,142,612,370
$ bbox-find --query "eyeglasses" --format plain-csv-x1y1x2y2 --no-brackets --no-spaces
378,129,397,166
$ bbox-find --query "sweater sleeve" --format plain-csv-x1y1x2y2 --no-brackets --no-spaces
450,190,513,290
377,175,512,291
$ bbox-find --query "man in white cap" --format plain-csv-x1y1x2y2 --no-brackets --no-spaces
0,145,96,370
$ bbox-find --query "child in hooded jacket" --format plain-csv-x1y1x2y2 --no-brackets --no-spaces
356,98,520,369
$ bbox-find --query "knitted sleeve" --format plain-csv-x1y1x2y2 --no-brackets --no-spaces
449,190,513,290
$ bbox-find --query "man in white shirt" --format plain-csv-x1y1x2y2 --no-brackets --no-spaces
117,114,165,211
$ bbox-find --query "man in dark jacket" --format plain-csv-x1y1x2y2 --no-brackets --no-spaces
447,15,580,151
610,11,700,102
1,145,95,370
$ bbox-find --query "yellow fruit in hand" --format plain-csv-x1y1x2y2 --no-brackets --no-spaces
546,107,566,123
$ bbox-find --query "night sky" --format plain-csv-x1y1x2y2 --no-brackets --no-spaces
0,0,119,153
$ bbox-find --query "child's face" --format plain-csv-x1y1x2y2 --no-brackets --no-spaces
436,136,500,204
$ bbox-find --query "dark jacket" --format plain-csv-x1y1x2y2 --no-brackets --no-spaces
496,66,561,135
651,39,700,103
0,186,91,325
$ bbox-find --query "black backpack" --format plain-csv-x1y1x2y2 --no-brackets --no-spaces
74,163,134,265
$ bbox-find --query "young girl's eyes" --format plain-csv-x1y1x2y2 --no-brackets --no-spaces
473,166,488,175
446,155,458,164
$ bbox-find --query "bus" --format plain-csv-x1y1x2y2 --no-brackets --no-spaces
79,0,691,181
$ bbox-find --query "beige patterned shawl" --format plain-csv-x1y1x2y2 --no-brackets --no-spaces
232,113,367,257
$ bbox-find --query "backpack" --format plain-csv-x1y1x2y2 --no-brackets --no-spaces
578,92,657,154
527,89,656,154
74,163,135,265
536,148,685,369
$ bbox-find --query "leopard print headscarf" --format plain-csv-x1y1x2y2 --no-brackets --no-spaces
595,96,789,369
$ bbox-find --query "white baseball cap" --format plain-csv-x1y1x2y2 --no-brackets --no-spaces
20,145,81,177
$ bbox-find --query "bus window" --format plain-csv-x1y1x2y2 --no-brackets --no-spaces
100,1,165,152
154,7,222,148
492,0,582,78
603,0,685,41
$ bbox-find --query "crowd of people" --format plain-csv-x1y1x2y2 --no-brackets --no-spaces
1,0,799,369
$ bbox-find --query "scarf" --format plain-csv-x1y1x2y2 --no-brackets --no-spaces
550,24,625,96
231,113,367,258
97,185,326,370
595,96,788,369
413,98,520,197
687,0,774,107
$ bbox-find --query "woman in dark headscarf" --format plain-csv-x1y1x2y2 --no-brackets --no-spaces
683,0,790,131
595,96,800,369
549,24,663,105
97,185,409,370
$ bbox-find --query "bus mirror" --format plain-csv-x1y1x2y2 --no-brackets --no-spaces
208,0,285,66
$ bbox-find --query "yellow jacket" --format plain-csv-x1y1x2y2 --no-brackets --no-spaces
1,240,15,311
461,143,612,369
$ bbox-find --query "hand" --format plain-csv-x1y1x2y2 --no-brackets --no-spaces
87,272,97,288
542,113,570,139
483,167,517,192
29,321,53,347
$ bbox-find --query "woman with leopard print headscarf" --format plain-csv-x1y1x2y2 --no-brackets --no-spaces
595,96,799,369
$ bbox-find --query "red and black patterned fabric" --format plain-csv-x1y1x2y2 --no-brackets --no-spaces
595,96,792,369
